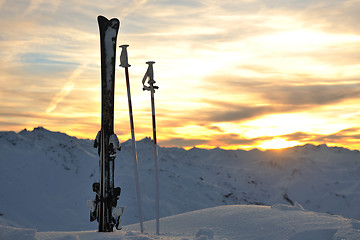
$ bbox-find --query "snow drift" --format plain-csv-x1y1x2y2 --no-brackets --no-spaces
2,205,360,240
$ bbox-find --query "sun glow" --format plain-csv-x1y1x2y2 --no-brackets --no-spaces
257,138,300,150
242,113,348,139
255,29,360,49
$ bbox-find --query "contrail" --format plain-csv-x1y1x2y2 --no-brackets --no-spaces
46,81,75,113
46,63,87,113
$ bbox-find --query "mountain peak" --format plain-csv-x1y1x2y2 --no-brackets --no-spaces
139,136,153,143
18,126,53,135
33,126,47,131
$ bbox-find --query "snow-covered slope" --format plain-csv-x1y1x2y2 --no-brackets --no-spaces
2,205,360,240
0,127,97,230
1,127,360,233
125,204,360,239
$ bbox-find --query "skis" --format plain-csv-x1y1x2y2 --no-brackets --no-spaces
89,15,122,232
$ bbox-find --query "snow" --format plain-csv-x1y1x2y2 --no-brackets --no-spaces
1,205,360,239
0,225,37,240
1,127,360,239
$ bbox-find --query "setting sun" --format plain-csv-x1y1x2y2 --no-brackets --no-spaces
257,138,300,150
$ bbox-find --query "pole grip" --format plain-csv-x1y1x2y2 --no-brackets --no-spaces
119,44,131,67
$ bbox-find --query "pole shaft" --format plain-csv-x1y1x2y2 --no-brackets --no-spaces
125,67,144,233
99,130,105,231
151,89,160,235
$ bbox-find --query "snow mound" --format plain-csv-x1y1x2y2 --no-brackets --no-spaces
1,205,357,240
0,224,37,240
123,205,360,240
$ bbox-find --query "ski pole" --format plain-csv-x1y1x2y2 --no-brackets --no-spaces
142,61,160,235
120,44,144,233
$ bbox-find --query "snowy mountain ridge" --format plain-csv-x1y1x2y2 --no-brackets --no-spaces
1,127,360,233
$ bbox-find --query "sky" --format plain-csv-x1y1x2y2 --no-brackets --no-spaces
1,0,360,150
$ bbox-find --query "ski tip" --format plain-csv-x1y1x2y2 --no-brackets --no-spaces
97,15,120,30
109,18,120,28
97,15,108,31
97,15,107,21
97,15,108,24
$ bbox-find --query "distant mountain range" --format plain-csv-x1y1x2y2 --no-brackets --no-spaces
1,127,359,231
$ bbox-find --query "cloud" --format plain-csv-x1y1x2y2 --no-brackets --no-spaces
204,75,360,111
0,120,24,127
0,111,45,119
159,134,270,148
282,132,315,141
175,97,301,124
159,132,277,149
0,106,101,139
154,80,360,127
200,104,284,123
24,0,44,15
205,125,225,132
260,83,360,106
151,0,203,8
18,52,79,76
281,128,360,146
159,137,209,147
19,52,76,65
153,100,285,126
313,128,360,142
211,133,273,146
157,74,360,129
296,0,360,34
